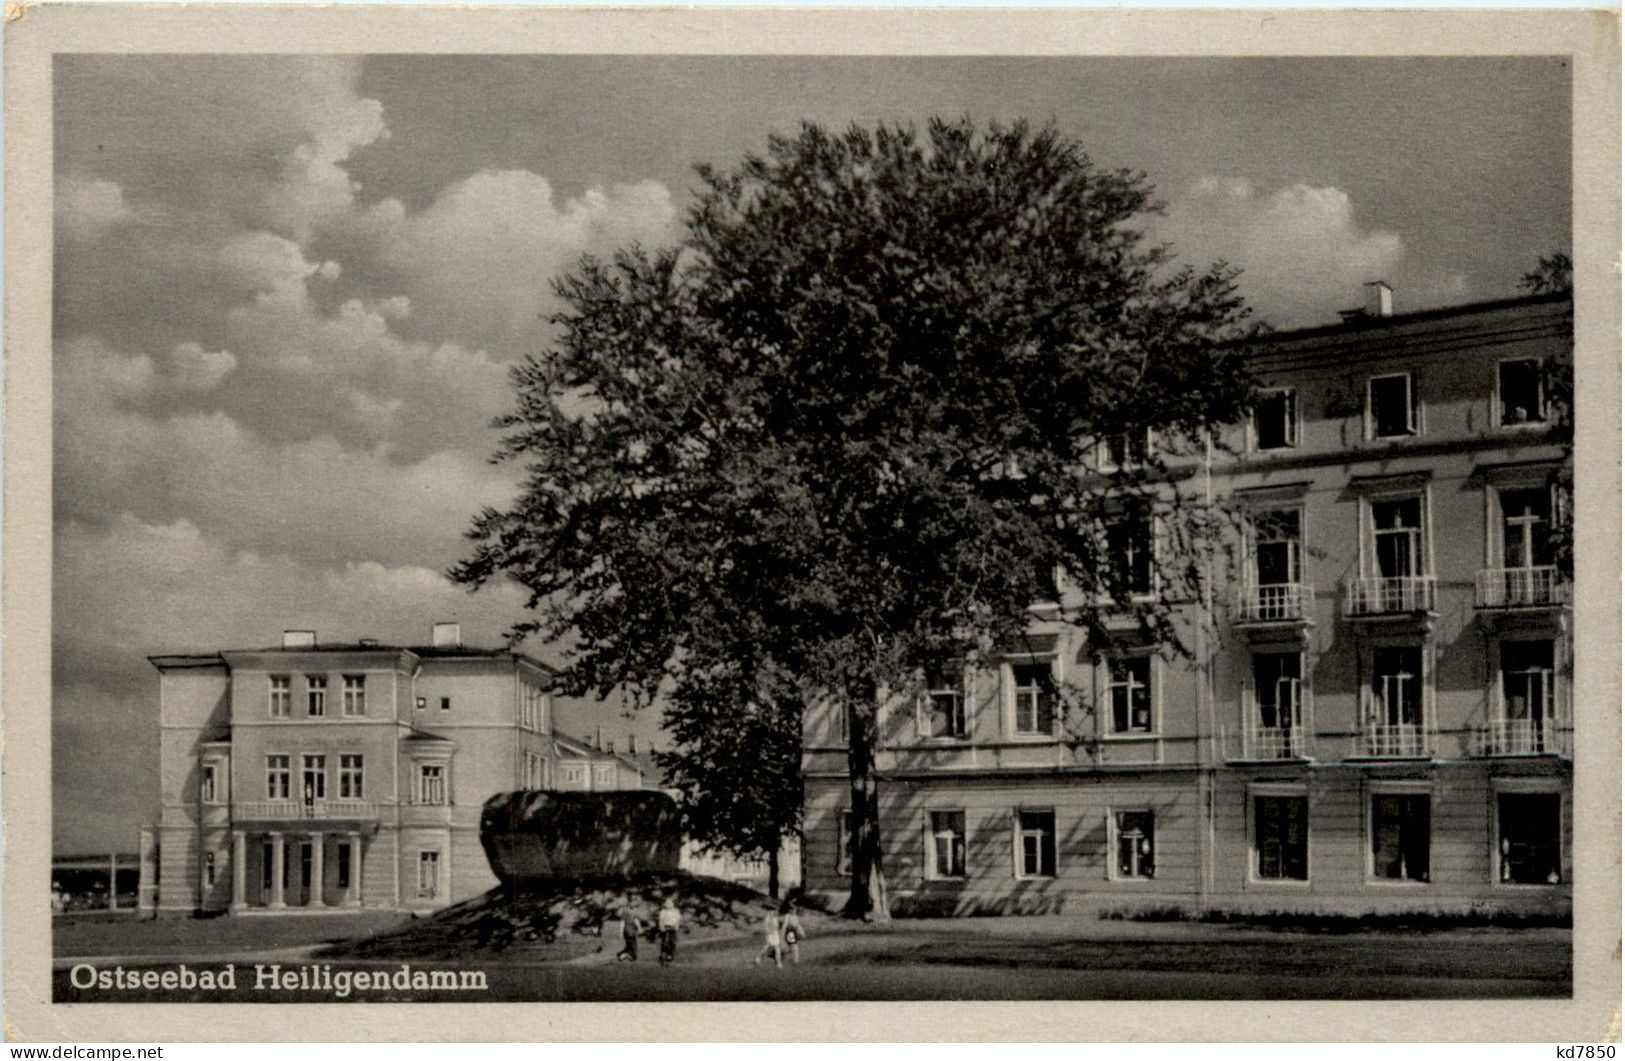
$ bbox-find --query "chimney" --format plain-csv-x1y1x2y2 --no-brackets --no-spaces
431,622,462,648
282,630,316,649
1364,280,1394,318
628,734,637,755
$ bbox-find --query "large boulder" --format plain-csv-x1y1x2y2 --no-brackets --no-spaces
479,790,684,882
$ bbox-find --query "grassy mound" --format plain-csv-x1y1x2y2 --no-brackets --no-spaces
319,872,813,961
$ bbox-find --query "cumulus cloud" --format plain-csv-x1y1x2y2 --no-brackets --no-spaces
57,175,133,243
369,170,682,355
1161,178,1407,327
165,342,238,392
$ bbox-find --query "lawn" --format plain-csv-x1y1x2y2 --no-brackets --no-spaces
54,910,410,959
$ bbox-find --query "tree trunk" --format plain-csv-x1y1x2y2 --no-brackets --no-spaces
767,846,781,899
842,687,890,921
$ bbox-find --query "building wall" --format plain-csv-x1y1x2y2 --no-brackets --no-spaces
802,295,1573,918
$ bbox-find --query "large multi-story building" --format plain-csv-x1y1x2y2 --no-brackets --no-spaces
802,286,1573,917
141,623,650,916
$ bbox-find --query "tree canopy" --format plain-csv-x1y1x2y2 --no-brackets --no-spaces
454,119,1260,916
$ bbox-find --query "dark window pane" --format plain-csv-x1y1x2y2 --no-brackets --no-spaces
1499,360,1545,424
1255,390,1297,449
1498,793,1561,884
1371,375,1414,437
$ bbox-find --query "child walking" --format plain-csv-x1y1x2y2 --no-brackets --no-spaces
753,906,783,968
616,903,644,962
656,895,681,965
780,898,807,965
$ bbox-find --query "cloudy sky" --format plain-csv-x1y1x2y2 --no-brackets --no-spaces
52,56,1569,852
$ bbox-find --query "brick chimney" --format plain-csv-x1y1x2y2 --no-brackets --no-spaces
431,621,462,648
282,629,316,649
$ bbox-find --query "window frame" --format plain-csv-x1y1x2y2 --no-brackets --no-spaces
1365,782,1432,885
1494,484,1556,572
924,809,968,881
1248,783,1310,886
560,763,585,788
1495,357,1548,429
1497,637,1558,725
1247,648,1304,731
1251,387,1300,452
305,674,328,718
417,850,442,899
1366,371,1420,440
1492,781,1565,887
1012,807,1058,880
1105,653,1157,737
593,763,616,788
341,674,366,716
268,675,292,718
1004,657,1060,739
1364,491,1430,580
300,753,327,802
1108,808,1157,883
916,661,971,741
1106,514,1158,601
1250,506,1304,588
199,758,223,805
337,753,364,800
1366,639,1430,730
265,753,291,800
416,762,447,805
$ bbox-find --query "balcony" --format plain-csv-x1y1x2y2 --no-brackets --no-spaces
1344,575,1436,618
1356,722,1432,759
1232,724,1313,762
1234,582,1313,626
1476,567,1567,610
1475,718,1572,757
234,799,379,823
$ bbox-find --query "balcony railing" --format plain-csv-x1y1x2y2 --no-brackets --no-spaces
1358,722,1432,758
1344,575,1436,617
1476,718,1573,757
234,799,379,822
1476,567,1566,609
1238,724,1313,761
1235,582,1313,624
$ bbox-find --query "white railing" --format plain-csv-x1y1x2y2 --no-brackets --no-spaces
234,799,379,821
1476,567,1565,608
1240,724,1313,761
1358,722,1432,758
1235,582,1313,623
1477,718,1572,757
1344,575,1436,616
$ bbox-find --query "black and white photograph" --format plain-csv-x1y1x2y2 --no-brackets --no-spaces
4,5,1619,1041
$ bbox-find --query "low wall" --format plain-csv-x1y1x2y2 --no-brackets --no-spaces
479,790,685,882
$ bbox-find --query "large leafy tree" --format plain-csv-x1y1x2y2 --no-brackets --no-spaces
454,119,1258,918
655,659,803,897
1519,251,1575,579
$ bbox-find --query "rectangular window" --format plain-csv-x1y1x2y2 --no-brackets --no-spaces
1114,810,1155,880
1254,389,1298,450
1015,809,1056,878
1254,795,1308,881
561,764,584,787
594,764,615,788
338,754,364,799
836,810,854,876
341,675,365,716
1498,359,1546,426
305,675,327,717
1369,373,1417,438
521,684,547,731
200,761,220,804
1107,517,1154,597
417,851,441,899
1109,656,1153,734
918,662,968,739
1501,640,1556,723
1105,429,1150,469
1010,662,1057,736
1372,646,1424,727
1252,652,1301,730
1253,509,1301,587
929,810,967,879
440,696,451,712
201,851,216,889
265,754,290,800
1371,497,1424,579
1371,794,1430,881
1500,487,1554,569
300,754,326,802
833,703,849,743
417,764,446,805
1498,792,1562,884
268,675,291,718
